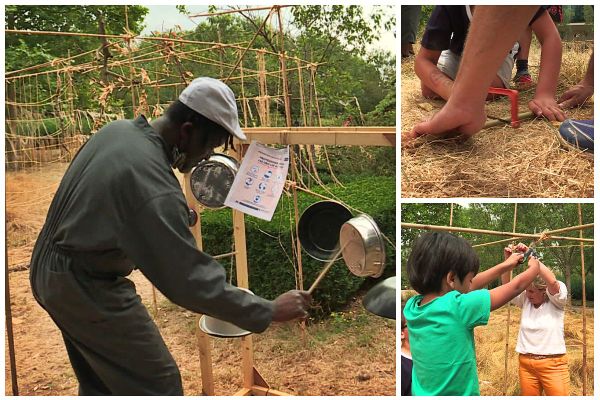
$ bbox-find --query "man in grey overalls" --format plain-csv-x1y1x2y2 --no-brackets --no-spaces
30,78,311,395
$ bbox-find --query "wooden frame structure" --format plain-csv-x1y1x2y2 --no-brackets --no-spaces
401,203,592,395
187,127,394,396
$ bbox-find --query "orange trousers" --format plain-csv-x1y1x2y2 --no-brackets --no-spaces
518,354,569,396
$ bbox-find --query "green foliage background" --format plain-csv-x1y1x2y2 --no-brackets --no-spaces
202,176,395,316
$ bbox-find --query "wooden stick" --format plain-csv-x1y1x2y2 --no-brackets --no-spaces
308,247,345,294
472,236,522,248
224,8,275,83
401,222,594,243
578,204,587,395
483,111,536,129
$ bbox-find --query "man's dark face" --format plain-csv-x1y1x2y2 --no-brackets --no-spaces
177,122,229,173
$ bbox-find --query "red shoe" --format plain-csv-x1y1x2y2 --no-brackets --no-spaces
513,71,533,88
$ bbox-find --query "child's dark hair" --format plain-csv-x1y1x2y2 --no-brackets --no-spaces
407,231,480,294
401,305,407,330
165,100,233,149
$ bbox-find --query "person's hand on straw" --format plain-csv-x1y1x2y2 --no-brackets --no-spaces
528,96,566,121
558,83,594,109
408,100,487,139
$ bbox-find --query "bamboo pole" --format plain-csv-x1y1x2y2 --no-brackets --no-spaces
224,7,275,83
189,5,292,17
472,237,522,248
503,204,518,395
5,236,19,395
577,204,587,396
449,203,454,226
542,223,593,236
400,222,594,243
483,111,536,129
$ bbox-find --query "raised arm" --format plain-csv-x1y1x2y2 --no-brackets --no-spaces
528,11,565,121
538,261,560,295
490,256,540,311
471,252,523,291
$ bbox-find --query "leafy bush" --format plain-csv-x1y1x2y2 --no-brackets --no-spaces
199,176,396,316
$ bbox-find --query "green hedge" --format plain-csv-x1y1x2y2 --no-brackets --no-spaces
569,275,594,301
199,176,396,316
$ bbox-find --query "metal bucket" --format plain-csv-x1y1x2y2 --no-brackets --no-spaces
298,201,353,261
189,153,239,209
339,214,386,278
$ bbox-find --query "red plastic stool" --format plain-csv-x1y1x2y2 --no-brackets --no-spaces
488,87,520,128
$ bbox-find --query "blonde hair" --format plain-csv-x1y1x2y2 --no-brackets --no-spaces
531,276,547,291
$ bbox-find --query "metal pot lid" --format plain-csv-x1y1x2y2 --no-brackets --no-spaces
298,201,353,261
199,315,251,338
189,154,239,209
339,214,386,278
363,277,396,319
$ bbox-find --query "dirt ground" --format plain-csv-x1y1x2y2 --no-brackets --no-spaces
4,164,396,396
401,40,594,198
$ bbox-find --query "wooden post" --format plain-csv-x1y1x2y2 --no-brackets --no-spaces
577,204,587,395
182,172,215,395
232,145,254,390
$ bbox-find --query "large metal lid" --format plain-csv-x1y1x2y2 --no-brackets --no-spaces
189,154,239,209
298,201,353,261
363,277,396,319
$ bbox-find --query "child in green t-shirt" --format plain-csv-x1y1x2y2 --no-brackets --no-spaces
403,232,540,395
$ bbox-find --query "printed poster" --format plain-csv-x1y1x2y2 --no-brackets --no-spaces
225,141,289,221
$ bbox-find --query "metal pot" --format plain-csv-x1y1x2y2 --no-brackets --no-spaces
298,201,353,261
362,276,396,319
339,214,386,278
198,288,253,338
189,153,239,209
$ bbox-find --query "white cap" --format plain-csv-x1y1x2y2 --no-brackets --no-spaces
179,77,246,140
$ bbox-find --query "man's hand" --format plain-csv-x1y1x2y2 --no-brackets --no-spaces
409,100,487,139
558,83,594,109
272,290,312,322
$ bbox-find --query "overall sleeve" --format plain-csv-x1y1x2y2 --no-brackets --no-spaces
456,289,491,329
117,192,274,333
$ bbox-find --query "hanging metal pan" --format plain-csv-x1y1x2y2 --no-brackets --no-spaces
189,153,239,209
198,287,253,338
363,276,396,319
339,214,386,278
298,200,353,261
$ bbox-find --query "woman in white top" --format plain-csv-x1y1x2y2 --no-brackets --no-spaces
502,246,569,395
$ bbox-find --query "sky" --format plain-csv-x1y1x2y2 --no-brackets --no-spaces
140,5,396,54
